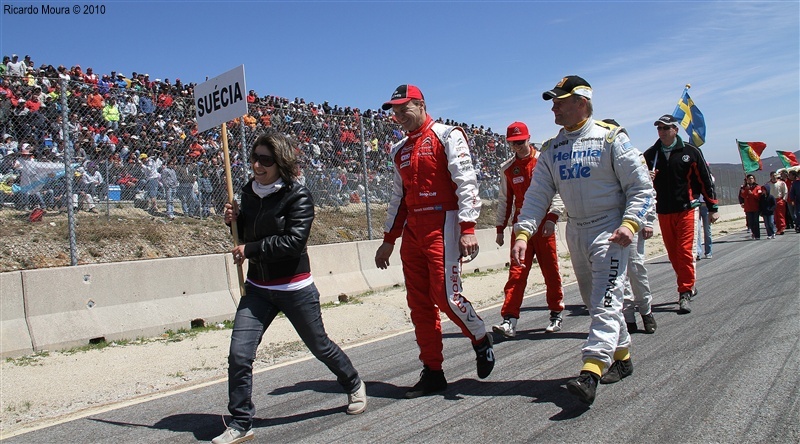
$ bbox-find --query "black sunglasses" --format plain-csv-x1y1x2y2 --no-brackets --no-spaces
251,153,275,167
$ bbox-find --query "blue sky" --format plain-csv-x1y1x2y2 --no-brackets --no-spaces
1,1,797,164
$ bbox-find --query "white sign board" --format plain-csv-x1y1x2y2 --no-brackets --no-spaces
194,65,248,133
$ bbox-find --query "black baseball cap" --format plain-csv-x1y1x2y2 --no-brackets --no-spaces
543,75,593,100
653,114,680,127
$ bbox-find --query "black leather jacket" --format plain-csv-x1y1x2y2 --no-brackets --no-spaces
643,136,718,215
236,179,314,283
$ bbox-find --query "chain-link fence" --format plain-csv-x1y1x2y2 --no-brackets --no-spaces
0,74,514,271
1,71,751,271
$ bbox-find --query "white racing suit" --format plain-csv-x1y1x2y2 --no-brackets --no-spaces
623,202,656,322
514,119,654,369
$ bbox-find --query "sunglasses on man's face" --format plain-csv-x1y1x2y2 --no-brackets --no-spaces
251,153,275,167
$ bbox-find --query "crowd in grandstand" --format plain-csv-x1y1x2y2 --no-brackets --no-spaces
0,53,509,216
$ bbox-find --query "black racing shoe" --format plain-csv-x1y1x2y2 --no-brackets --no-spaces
600,359,634,384
641,313,657,334
567,371,599,405
404,366,447,399
678,291,692,314
473,333,495,379
626,322,639,333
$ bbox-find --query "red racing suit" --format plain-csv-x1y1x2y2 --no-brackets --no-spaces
384,115,485,371
496,151,564,318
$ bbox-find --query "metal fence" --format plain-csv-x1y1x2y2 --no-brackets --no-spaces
1,73,751,271
0,75,513,270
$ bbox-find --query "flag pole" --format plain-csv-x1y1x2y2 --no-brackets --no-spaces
222,121,246,297
736,139,748,177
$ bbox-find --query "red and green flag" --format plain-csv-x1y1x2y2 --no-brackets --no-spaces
776,150,799,168
737,140,766,173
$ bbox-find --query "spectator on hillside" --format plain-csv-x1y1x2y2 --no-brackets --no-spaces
116,167,139,199
0,56,9,76
176,158,199,217
140,153,161,214
6,54,27,77
83,67,98,85
1,133,18,158
197,166,214,217
160,157,179,220
97,75,112,95
207,156,226,215
86,88,104,118
115,73,130,89
156,90,173,119
102,97,120,131
74,162,103,212
120,96,138,122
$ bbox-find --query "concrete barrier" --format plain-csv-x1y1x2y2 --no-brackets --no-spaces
355,238,405,298
464,227,512,274
309,242,371,302
0,272,33,358
22,255,236,352
0,205,744,357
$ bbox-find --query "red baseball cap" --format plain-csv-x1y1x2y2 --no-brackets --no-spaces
506,122,530,141
382,84,424,110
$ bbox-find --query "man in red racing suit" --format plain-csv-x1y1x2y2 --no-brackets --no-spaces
375,84,494,399
492,121,565,338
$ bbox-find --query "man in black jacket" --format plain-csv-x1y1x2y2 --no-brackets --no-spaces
643,115,718,314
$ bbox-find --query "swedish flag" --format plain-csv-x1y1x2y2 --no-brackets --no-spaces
672,86,706,147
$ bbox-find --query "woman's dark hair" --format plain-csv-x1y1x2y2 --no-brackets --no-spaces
250,129,298,184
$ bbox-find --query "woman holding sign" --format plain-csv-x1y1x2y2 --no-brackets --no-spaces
214,130,366,444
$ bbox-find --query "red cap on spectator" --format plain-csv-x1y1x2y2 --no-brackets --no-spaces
506,122,529,142
382,84,424,110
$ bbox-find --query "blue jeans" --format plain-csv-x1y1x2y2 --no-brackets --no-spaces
165,187,175,217
177,183,198,216
762,214,775,237
696,206,712,255
226,282,360,431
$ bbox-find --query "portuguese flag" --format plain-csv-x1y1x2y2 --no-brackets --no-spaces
776,150,799,168
737,140,767,173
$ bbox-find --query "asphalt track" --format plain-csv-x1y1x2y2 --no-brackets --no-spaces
5,231,799,443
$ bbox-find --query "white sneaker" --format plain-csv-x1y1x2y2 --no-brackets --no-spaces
347,381,367,415
545,312,563,333
212,427,254,444
704,254,712,259
491,318,517,338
